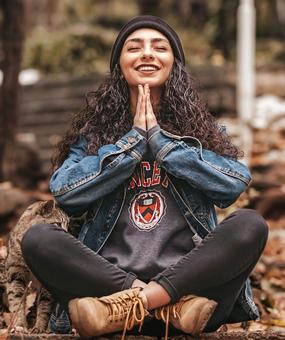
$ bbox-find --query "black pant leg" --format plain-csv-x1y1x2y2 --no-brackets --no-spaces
21,223,137,307
201,263,258,331
152,209,268,328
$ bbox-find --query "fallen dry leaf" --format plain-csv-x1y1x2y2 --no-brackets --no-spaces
247,321,268,332
218,322,245,332
0,329,8,340
268,277,285,289
3,313,11,328
0,246,7,260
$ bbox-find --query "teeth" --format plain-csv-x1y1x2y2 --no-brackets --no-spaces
138,66,157,71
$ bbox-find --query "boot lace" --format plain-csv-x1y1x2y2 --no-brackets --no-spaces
154,301,183,340
103,292,147,340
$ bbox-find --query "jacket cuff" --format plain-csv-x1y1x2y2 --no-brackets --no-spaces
133,126,147,139
116,128,147,161
148,127,172,161
147,124,160,139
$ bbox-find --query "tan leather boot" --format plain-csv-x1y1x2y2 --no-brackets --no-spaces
155,295,217,338
68,288,149,339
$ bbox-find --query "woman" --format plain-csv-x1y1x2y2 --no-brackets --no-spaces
21,15,268,338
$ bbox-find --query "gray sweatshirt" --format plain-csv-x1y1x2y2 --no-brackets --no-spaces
99,130,195,281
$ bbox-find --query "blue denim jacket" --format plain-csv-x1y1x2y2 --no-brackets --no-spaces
49,125,259,333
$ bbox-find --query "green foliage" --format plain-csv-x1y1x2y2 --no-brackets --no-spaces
57,0,138,28
22,0,139,75
23,25,116,75
21,0,285,76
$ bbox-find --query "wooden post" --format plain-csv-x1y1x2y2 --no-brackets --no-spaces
0,0,25,180
237,0,256,164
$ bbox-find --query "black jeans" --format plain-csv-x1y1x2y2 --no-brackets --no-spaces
21,208,268,332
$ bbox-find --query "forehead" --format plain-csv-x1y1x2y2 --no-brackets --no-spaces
124,28,170,43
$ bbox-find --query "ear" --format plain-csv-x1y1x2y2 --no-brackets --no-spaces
39,200,55,216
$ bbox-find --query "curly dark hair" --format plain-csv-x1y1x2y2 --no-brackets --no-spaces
52,59,242,170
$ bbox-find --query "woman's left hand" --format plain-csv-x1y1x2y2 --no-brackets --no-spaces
145,84,158,130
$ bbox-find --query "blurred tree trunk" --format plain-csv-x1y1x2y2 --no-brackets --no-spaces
212,0,238,60
276,0,285,37
25,0,58,33
171,0,208,28
137,0,160,16
190,0,208,28
0,0,25,181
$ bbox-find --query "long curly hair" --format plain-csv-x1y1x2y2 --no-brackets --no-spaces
52,59,242,170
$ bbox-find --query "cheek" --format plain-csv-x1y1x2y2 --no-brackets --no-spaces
161,55,174,70
121,68,135,85
120,58,135,78
163,61,174,79
120,67,137,86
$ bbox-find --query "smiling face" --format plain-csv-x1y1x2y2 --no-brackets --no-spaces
119,28,174,89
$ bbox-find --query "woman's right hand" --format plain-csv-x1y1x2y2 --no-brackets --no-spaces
133,84,146,130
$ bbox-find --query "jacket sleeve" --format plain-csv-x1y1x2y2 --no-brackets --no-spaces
148,125,251,208
50,128,147,214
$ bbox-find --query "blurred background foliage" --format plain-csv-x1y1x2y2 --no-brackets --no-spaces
17,0,285,76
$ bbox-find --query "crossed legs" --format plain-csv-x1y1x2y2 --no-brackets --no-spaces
21,209,268,332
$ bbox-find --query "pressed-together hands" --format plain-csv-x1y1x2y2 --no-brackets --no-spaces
133,84,158,131
131,84,158,291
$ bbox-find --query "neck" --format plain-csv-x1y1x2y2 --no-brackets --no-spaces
130,86,162,116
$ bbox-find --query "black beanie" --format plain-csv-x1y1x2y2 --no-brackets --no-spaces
110,15,185,71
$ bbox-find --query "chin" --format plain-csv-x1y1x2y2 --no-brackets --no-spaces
137,78,165,87
126,76,165,88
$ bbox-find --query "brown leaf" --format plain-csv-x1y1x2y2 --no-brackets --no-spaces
0,329,8,340
274,295,285,311
247,321,268,332
219,322,245,332
266,319,285,327
267,268,284,280
3,313,11,328
268,277,285,289
0,246,7,260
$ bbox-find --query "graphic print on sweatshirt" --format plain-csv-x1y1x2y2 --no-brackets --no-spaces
128,160,169,232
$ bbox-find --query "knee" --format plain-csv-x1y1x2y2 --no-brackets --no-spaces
229,209,269,249
21,223,57,262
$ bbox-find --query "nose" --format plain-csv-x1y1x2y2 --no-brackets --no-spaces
141,44,154,61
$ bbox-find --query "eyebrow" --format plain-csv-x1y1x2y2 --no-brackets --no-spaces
125,38,170,44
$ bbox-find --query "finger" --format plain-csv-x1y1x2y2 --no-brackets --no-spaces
146,92,154,115
146,93,158,130
145,84,154,114
134,85,146,130
140,86,146,118
135,85,143,117
144,84,153,115
144,83,150,96
138,83,144,97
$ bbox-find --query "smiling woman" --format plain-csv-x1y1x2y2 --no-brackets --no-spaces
119,28,174,113
120,29,174,85
20,15,268,339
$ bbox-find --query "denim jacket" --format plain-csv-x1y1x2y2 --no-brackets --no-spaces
48,125,259,333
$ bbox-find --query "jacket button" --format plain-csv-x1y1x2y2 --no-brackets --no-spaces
127,136,136,144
